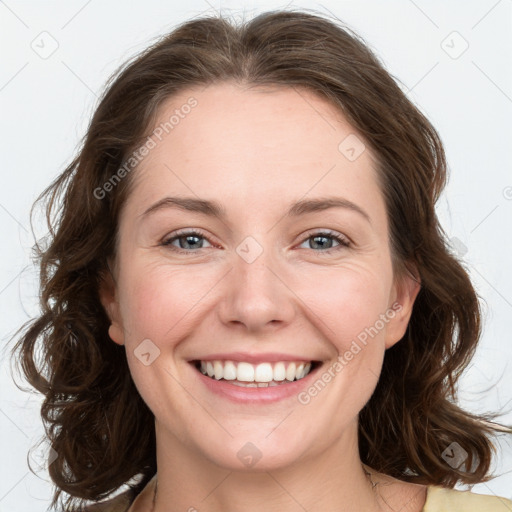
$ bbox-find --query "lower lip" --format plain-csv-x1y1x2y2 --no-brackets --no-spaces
190,362,323,404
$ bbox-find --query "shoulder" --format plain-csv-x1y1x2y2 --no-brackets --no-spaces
423,485,512,511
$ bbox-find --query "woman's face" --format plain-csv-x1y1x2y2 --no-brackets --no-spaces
102,82,420,470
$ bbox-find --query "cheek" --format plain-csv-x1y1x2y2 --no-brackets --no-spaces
303,270,393,413
116,264,204,414
119,266,198,342
297,263,393,349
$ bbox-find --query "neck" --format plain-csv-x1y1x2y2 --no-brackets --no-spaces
152,420,385,512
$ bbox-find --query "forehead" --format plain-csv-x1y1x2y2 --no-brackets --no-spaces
125,82,384,224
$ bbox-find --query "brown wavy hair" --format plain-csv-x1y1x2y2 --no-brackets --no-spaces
10,8,510,511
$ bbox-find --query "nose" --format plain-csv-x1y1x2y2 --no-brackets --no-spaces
217,244,296,333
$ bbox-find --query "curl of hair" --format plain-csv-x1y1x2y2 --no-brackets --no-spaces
10,8,509,510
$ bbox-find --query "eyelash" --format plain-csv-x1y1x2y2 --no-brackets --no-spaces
160,229,351,255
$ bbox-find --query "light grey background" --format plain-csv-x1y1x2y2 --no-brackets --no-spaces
1,0,511,510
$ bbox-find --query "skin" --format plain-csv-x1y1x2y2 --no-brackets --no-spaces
101,82,426,511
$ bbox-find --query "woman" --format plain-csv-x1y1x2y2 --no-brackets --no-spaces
11,8,512,512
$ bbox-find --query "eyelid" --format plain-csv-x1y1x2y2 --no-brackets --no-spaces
299,228,351,246
160,227,351,254
161,228,216,247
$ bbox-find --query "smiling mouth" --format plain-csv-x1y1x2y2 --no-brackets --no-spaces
191,360,322,387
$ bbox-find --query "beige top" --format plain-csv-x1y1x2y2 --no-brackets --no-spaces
86,474,512,511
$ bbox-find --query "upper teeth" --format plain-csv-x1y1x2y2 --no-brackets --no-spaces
200,360,313,382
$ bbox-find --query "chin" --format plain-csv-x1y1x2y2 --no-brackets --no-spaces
197,434,311,472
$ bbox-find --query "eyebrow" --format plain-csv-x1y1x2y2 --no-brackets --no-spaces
141,196,371,224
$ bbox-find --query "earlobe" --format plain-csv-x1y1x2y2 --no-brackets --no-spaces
108,323,125,346
384,267,421,349
98,264,125,346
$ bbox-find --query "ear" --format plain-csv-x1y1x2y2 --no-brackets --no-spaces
98,263,125,346
384,265,421,349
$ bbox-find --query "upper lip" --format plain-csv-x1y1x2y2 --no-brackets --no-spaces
189,352,321,364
